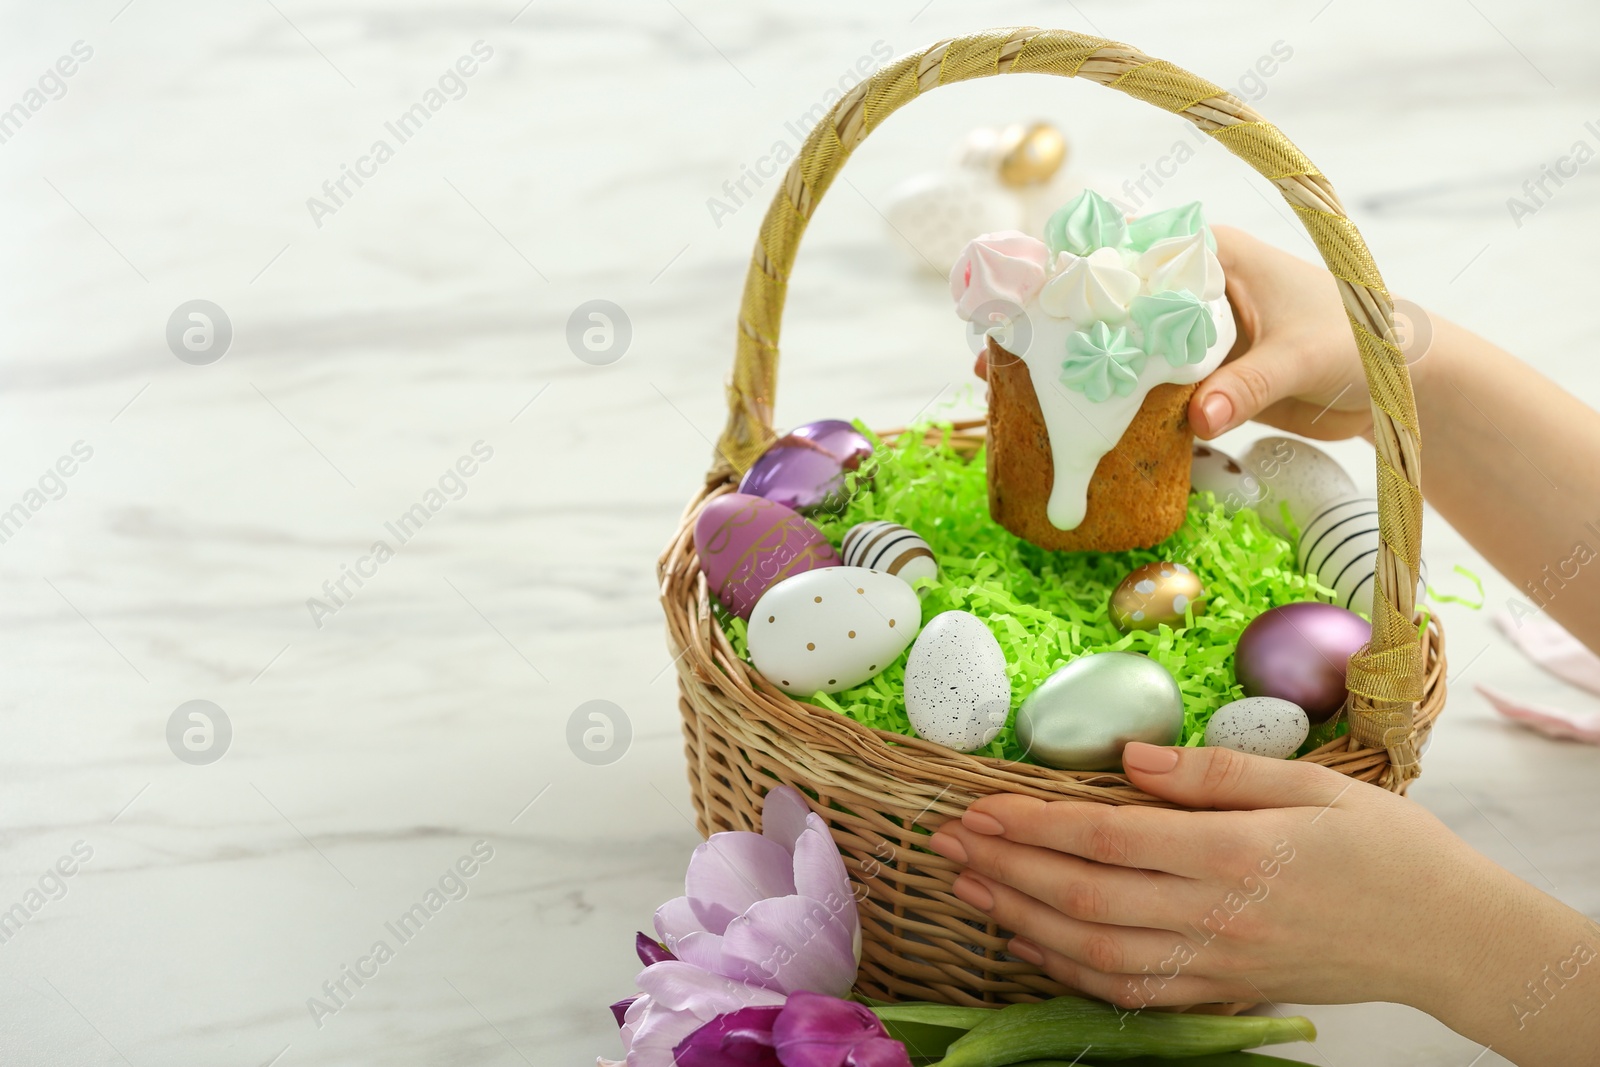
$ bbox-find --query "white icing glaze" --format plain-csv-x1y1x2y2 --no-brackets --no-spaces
999,290,1235,530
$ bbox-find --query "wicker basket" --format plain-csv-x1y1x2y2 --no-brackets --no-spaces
658,28,1447,1008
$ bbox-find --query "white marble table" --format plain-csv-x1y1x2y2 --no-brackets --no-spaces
3,1,1598,1064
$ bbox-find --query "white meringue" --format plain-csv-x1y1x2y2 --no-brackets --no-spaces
1139,232,1226,301
1039,247,1140,325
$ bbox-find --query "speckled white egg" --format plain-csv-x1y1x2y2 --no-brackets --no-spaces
1241,436,1358,537
841,521,939,591
1190,442,1262,515
748,567,922,696
904,611,1011,752
1297,494,1428,618
1204,697,1310,759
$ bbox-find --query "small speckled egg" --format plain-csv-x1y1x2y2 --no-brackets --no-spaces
1241,436,1358,537
904,611,1011,752
1109,561,1206,634
1204,697,1310,759
747,567,921,696
841,521,938,591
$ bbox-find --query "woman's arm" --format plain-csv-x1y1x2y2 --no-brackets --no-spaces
1192,226,1600,649
929,744,1600,1066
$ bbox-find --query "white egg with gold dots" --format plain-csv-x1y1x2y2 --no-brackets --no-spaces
747,567,922,696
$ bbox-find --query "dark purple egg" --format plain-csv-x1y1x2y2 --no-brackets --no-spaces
1234,601,1371,724
787,419,874,471
738,440,847,514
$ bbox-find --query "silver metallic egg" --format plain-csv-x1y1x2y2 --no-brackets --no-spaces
1016,652,1185,770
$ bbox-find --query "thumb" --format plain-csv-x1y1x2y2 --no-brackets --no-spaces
1190,343,1303,438
1122,742,1353,811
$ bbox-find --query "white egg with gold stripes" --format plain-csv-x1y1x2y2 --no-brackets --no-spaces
840,521,938,592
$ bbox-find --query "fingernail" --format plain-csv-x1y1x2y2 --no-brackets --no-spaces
1010,937,1045,966
1123,742,1180,774
953,873,994,912
1201,392,1232,435
962,810,1005,836
928,832,968,864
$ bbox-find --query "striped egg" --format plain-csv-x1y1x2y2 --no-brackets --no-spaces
1297,495,1427,618
841,521,938,592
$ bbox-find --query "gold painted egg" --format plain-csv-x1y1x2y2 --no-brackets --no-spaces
1109,561,1206,634
997,122,1068,187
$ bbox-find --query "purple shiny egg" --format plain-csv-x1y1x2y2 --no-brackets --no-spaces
738,441,848,514
788,419,874,471
693,493,840,619
1234,601,1371,724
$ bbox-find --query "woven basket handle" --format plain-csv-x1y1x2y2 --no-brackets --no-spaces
712,27,1426,781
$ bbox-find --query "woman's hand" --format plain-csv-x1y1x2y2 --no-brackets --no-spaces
1190,226,1375,441
927,743,1600,1065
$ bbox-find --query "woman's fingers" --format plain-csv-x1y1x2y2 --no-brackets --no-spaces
950,870,1222,983
956,793,1242,878
1119,743,1356,812
929,823,1207,932
1014,938,1243,1011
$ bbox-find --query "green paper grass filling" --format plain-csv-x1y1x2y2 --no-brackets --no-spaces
720,422,1343,762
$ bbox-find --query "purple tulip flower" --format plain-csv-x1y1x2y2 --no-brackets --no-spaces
771,992,911,1067
669,993,910,1067
607,787,864,1067
614,961,786,1067
654,786,861,997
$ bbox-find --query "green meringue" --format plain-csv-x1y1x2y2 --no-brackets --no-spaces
1130,289,1217,366
1126,201,1217,252
1044,190,1129,258
1061,322,1147,402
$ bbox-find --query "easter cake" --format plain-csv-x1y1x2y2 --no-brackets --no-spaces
951,191,1234,552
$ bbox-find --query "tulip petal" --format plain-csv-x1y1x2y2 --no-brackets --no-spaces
670,930,726,974
634,960,787,1015
685,831,797,932
760,785,814,852
790,819,856,920
609,994,639,1028
771,992,911,1067
719,895,859,996
654,895,707,948
672,1005,784,1067
624,996,692,1067
635,931,677,967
